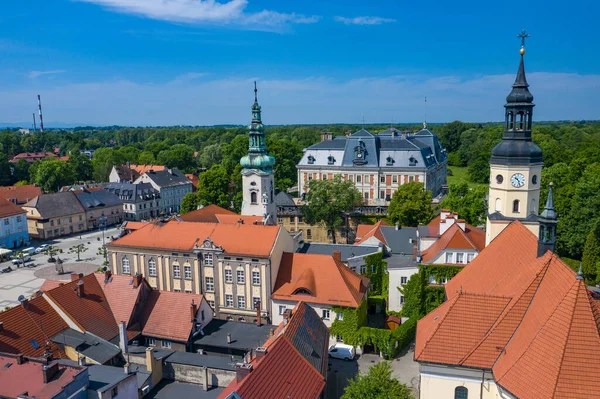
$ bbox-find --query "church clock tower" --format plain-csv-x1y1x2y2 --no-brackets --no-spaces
486,31,543,245
240,82,277,224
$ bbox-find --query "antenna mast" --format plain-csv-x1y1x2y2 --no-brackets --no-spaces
37,95,44,133
32,112,36,131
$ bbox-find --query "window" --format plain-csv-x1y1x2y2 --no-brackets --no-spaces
122,256,130,274
467,253,475,263
456,253,464,264
401,276,407,285
290,216,295,223
380,176,385,183
184,264,192,280
205,277,214,292
455,386,468,399
409,176,414,182
356,175,362,183
349,174,354,183
225,294,234,307
147,338,156,346
279,306,287,315
148,258,157,276
364,175,369,184
161,340,171,348
237,269,245,284
532,174,538,184
336,312,343,321
445,253,453,263
252,270,260,285
204,253,213,266
251,192,257,204
513,199,520,213
322,309,330,320
79,215,82,221
393,175,398,184
307,155,315,164
380,190,385,199
277,217,283,223
496,174,503,184
201,310,205,321
238,295,246,309
360,265,367,274
50,220,54,227
495,198,502,212
225,269,233,283
111,387,118,398
298,216,303,223
364,192,369,200
400,295,406,304
253,297,261,308
327,155,335,165
69,217,72,223
173,263,181,278
208,300,215,309
306,229,312,238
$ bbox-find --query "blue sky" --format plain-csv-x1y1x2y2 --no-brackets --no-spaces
0,0,598,126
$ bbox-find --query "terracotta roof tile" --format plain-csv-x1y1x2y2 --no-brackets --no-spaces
130,164,165,174
43,274,119,341
140,290,203,342
0,184,42,204
0,297,67,358
355,221,388,245
215,214,264,225
38,279,63,293
272,253,368,308
185,173,199,188
0,197,26,218
179,204,236,223
93,273,145,326
108,221,280,257
123,221,149,231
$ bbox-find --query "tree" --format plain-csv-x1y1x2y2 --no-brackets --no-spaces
11,250,28,268
31,158,75,192
302,175,362,244
388,182,433,227
341,361,414,399
137,151,156,165
67,152,93,182
198,144,223,169
197,165,231,209
12,158,31,184
68,244,88,261
440,182,487,226
399,273,425,318
156,144,195,172
180,192,200,214
92,148,125,183
0,153,11,186
42,245,63,261
582,227,600,283
267,137,303,191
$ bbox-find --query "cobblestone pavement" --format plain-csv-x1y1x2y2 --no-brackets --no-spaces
357,344,420,396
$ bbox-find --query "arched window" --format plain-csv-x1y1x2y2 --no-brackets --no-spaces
172,262,181,278
508,112,514,130
454,386,468,399
531,199,536,214
495,198,502,212
148,258,157,276
517,112,524,130
122,256,130,274
293,288,314,296
513,199,520,213
250,191,257,204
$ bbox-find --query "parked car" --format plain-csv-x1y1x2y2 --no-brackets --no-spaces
328,344,355,361
21,247,36,256
35,244,49,254
12,255,32,265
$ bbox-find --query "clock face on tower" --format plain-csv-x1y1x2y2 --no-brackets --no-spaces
510,173,526,188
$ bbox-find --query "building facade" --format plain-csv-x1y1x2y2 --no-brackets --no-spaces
75,189,124,228
135,168,192,215
297,126,447,206
23,192,88,239
0,197,29,249
104,182,161,221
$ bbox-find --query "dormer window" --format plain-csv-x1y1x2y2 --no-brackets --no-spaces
307,155,315,165
409,156,417,166
327,155,335,165
353,141,367,165
386,156,394,166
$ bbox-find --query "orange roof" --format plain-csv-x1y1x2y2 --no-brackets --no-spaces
38,279,63,292
130,164,165,174
272,253,368,308
421,223,484,263
416,221,600,399
179,204,236,223
216,214,264,225
140,291,203,342
355,220,388,245
123,221,149,231
0,184,42,204
0,296,67,358
108,221,280,257
44,274,119,341
0,197,26,218
185,173,199,188
93,273,146,327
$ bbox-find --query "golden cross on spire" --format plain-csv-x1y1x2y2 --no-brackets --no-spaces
517,29,530,48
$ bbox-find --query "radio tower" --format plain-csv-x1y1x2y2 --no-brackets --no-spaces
37,95,44,133
32,112,36,131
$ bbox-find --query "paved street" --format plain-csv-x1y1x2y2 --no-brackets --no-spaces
0,227,119,309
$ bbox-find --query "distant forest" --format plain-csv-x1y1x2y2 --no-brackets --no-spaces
1,120,600,262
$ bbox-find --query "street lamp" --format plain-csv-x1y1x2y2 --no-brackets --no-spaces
99,216,108,263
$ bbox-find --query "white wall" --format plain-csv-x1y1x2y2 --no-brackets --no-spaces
388,266,418,312
426,249,478,266
98,373,138,399
271,299,341,328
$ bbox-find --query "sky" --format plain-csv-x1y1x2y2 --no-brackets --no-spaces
0,0,598,127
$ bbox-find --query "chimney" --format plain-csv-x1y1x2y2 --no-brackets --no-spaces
333,250,341,262
76,280,85,298
235,363,253,382
255,300,261,326
18,295,28,309
15,354,24,365
190,300,198,323
0,322,4,332
118,321,128,354
78,355,85,366
227,333,232,344
238,218,244,224
320,132,333,142
104,270,112,283
202,366,209,391
255,347,267,361
395,222,400,231
42,361,59,384
133,273,142,288
124,362,130,375
282,309,292,324
70,273,80,282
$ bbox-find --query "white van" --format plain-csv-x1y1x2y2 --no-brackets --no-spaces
328,344,355,361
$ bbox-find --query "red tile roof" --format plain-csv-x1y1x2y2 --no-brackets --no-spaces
0,355,84,398
0,297,68,358
185,173,199,188
421,223,484,263
215,214,264,225
272,253,369,308
0,197,26,218
123,221,149,231
416,221,600,399
179,204,236,223
140,291,203,342
93,273,145,327
355,221,388,245
130,164,166,175
9,152,57,163
108,221,281,257
43,274,119,341
38,279,63,293
0,185,42,205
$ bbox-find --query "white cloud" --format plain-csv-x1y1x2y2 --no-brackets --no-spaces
74,0,319,30
1,72,599,126
334,16,396,25
27,70,66,79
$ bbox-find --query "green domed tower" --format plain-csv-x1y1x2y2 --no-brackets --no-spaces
240,82,276,224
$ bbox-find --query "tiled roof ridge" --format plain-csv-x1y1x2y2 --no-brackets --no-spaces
334,258,363,306
20,297,65,358
356,221,388,245
43,290,87,333
455,224,479,251
414,294,461,360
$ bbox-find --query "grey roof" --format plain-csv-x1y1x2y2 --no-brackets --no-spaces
87,365,134,393
298,242,380,261
147,380,224,399
127,345,174,360
385,254,418,269
143,168,192,188
51,328,120,364
487,211,539,222
194,320,272,351
306,138,347,150
274,191,296,207
113,165,141,182
24,191,86,219
379,226,417,255
104,182,160,203
75,189,123,210
165,351,236,371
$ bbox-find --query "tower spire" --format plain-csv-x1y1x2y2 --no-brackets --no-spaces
540,182,556,220
254,80,258,104
537,182,558,257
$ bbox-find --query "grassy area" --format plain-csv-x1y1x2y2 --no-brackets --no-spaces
447,166,487,189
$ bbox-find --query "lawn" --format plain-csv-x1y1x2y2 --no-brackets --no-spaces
447,166,487,189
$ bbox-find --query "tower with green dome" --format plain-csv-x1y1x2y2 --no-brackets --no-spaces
240,82,277,224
